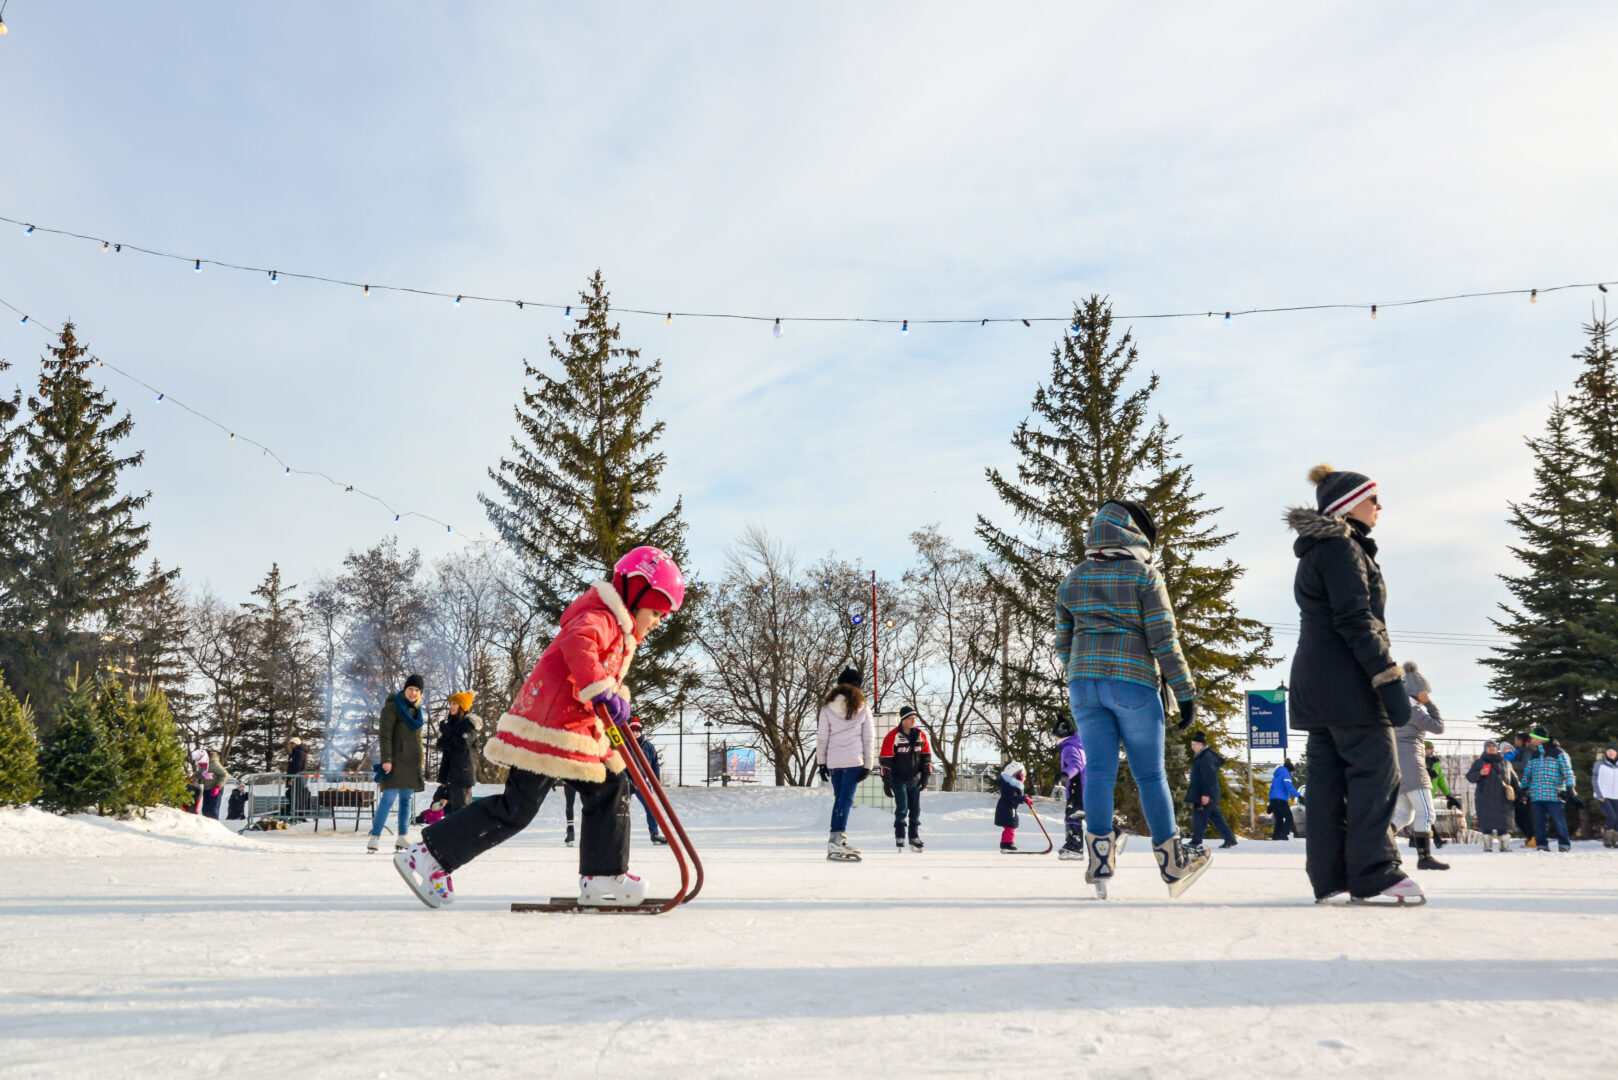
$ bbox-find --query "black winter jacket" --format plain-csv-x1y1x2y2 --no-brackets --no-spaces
286,744,308,775
1284,508,1402,731
435,713,481,787
1187,747,1223,806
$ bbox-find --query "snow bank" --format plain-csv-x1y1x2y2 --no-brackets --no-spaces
0,805,260,858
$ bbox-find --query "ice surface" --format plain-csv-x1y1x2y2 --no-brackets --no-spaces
1,788,1614,1078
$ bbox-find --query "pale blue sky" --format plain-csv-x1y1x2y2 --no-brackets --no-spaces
2,3,1615,739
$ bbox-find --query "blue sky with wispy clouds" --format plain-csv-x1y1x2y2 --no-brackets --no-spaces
2,3,1614,738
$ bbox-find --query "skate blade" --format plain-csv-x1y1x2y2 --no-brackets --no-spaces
392,853,441,910
511,898,674,913
1348,894,1427,907
1094,882,1108,900
1165,856,1212,899
827,852,862,862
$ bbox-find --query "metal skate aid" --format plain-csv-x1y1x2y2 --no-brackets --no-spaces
1004,799,1055,855
512,704,705,914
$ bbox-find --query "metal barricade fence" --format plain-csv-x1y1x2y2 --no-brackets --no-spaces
239,772,381,833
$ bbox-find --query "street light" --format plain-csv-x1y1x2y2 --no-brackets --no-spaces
705,720,714,787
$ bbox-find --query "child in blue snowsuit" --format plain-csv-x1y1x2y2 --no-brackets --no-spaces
1057,732,1087,857
996,762,1032,852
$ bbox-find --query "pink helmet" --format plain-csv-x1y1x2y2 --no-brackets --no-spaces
613,546,686,613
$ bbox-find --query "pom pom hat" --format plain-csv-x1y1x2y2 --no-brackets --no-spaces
447,691,475,713
1309,463,1377,517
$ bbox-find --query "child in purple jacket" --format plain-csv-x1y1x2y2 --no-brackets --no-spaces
1057,731,1088,860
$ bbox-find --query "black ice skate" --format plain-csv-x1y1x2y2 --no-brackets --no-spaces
908,837,924,852
1414,832,1449,871
565,823,575,847
999,840,1018,853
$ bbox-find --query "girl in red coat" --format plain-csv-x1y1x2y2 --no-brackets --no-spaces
394,547,685,908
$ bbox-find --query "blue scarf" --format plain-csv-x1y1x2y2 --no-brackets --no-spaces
393,691,425,731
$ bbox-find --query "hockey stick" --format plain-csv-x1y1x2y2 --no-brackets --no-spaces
1006,799,1055,855
512,705,701,914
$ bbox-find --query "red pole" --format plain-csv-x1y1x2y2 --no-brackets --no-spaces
871,571,879,711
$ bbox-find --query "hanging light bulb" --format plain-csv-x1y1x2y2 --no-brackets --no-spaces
453,295,462,307
155,393,164,403
1599,283,1609,293
885,619,895,628
343,485,353,494
114,243,121,253
1021,319,1031,327
363,285,370,298
666,312,672,324
269,270,278,283
516,300,523,311
1370,304,1378,319
1530,288,1538,303
283,467,291,477
851,614,863,626
900,319,909,335
0,17,8,34
1223,311,1231,323
18,315,27,325
194,259,202,273
229,433,235,441
101,241,109,253
24,224,33,234
394,514,401,523
1067,324,1081,337
446,525,452,534
773,318,783,338
563,305,571,318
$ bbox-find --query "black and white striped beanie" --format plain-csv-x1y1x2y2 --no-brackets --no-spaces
1308,463,1377,517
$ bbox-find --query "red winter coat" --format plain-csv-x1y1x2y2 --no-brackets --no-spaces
485,582,639,783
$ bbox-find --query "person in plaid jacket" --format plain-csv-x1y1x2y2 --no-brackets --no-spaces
1522,727,1576,852
1055,499,1208,898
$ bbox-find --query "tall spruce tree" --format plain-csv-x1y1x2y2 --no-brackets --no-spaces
0,324,171,728
0,669,43,806
1565,312,1618,741
1483,398,1603,740
0,357,21,598
977,296,1272,831
481,271,698,726
238,564,323,773
39,670,122,814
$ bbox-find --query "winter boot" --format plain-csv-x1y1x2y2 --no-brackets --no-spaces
908,836,924,852
394,842,454,909
395,831,411,853
1414,832,1450,871
564,823,575,847
366,834,380,854
1499,832,1511,852
1350,876,1425,906
1000,840,1018,853
1481,832,1494,852
579,873,647,907
1219,838,1238,849
1154,836,1212,899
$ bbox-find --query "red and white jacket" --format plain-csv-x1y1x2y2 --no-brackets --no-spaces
484,582,637,784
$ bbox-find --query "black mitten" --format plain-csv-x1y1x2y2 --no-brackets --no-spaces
1377,682,1413,727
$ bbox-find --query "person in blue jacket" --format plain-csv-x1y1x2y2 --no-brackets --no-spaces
995,762,1032,852
628,719,667,845
1269,758,1301,840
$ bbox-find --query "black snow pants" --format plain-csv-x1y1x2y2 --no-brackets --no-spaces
422,767,630,877
1303,725,1404,900
1063,779,1085,848
445,785,474,814
1269,798,1297,840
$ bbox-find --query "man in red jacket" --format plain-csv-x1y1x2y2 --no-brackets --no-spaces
880,706,933,852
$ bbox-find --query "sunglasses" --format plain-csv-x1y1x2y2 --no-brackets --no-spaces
1368,495,1381,507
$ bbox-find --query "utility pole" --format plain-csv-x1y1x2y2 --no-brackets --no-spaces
871,571,879,712
678,702,685,788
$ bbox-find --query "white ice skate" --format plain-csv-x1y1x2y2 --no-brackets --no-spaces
827,832,862,862
1084,831,1118,899
579,873,647,907
393,842,454,909
366,834,380,854
395,832,411,853
1349,877,1425,907
1154,836,1212,899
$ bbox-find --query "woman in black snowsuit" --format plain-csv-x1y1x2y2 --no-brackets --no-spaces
1285,465,1420,905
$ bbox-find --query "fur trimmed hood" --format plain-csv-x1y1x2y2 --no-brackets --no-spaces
822,683,866,717
1284,506,1352,540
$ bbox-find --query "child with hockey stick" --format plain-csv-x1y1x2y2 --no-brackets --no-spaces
394,547,685,908
1055,499,1209,898
996,762,1032,852
1055,726,1087,859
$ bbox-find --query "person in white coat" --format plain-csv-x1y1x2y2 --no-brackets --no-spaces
1593,746,1618,848
816,667,875,860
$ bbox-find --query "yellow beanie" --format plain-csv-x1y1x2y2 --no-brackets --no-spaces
448,691,475,713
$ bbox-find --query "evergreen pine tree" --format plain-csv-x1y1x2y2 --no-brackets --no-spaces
977,296,1272,832
94,677,140,817
237,563,322,773
109,685,192,815
39,670,122,814
481,271,699,725
1564,311,1618,744
126,559,196,721
0,668,43,806
0,324,171,728
1483,398,1603,741
0,356,22,597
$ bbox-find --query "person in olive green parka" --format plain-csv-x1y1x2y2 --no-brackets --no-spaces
368,674,427,852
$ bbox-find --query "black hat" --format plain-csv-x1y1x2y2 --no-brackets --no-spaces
404,673,425,691
1104,499,1157,547
1530,726,1551,743
898,705,918,721
838,667,863,688
1308,463,1377,517
1190,730,1207,744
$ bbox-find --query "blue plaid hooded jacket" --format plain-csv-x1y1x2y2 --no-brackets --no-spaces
1054,504,1194,702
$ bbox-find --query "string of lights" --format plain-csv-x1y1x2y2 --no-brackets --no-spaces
5,212,1614,335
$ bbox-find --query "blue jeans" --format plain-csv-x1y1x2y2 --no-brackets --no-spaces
634,789,661,839
1533,800,1570,849
829,768,861,834
1069,678,1178,845
370,788,414,837
893,779,922,838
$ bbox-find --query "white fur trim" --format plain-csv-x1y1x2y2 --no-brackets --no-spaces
493,712,609,757
484,736,607,783
577,678,618,705
591,580,634,636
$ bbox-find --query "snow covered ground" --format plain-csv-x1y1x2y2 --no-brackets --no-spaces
2,789,1614,1079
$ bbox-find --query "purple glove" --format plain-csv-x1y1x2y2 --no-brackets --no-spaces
592,691,631,727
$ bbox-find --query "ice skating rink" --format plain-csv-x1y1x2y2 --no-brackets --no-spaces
2,788,1613,1079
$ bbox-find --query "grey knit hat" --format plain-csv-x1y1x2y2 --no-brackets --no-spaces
1308,463,1377,516
1402,661,1431,699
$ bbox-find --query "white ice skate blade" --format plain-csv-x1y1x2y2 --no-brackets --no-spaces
1165,854,1211,899
1349,880,1426,906
827,851,862,862
1094,882,1108,900
393,851,442,910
